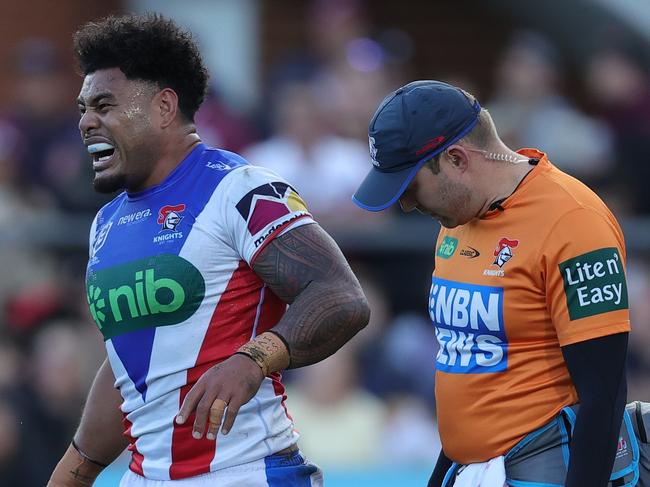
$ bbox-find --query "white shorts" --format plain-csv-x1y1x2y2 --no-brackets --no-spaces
119,450,323,487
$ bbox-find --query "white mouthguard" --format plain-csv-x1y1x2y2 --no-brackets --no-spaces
87,142,115,154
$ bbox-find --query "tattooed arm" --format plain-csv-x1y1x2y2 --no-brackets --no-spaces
176,223,370,439
252,223,371,367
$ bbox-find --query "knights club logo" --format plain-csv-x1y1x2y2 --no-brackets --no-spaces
493,237,519,268
369,136,379,167
158,204,186,231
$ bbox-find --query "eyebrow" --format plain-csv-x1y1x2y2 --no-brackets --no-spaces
77,92,116,106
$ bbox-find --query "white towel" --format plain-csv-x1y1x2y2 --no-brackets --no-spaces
453,456,507,487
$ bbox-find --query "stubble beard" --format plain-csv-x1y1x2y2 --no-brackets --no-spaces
91,138,159,194
93,171,127,194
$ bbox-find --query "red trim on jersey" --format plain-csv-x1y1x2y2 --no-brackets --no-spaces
255,288,292,419
123,414,145,476
169,260,285,479
250,214,312,264
256,287,286,335
270,371,293,421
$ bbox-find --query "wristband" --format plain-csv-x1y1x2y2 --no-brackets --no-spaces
72,439,109,468
235,331,290,376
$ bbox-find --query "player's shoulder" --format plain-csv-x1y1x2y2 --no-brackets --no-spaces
196,146,306,215
193,145,283,187
218,159,296,197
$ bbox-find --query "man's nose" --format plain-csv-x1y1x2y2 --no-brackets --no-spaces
79,110,100,136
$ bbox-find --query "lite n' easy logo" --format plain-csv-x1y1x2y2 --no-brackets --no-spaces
559,247,628,320
429,277,507,373
86,254,205,340
436,236,459,259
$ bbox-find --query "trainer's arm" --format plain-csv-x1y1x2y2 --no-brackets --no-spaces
252,223,370,367
562,332,628,487
48,358,128,487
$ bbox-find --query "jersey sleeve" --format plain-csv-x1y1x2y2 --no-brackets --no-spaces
221,165,315,265
542,208,631,346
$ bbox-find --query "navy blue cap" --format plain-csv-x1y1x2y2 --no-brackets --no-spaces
353,80,481,212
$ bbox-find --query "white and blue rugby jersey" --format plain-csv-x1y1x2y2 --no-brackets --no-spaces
86,144,314,480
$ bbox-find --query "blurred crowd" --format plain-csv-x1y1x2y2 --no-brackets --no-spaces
1,1,649,484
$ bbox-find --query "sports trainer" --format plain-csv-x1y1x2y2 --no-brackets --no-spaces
48,14,370,487
353,80,629,487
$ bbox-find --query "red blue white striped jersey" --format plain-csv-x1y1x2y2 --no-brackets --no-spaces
86,144,313,480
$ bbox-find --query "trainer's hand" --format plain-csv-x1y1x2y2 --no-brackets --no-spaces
175,354,265,440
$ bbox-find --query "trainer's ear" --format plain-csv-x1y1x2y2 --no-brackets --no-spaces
445,145,470,171
155,88,179,129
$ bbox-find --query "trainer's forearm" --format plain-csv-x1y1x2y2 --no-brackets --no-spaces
75,358,128,462
272,279,369,368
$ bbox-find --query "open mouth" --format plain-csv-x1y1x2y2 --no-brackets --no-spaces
87,142,116,165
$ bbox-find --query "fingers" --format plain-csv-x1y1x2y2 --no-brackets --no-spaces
191,393,220,440
174,356,264,441
206,398,227,440
221,400,241,435
175,381,205,426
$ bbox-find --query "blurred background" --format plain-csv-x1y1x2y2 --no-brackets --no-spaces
0,0,648,485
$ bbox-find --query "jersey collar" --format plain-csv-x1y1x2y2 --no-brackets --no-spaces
481,148,550,219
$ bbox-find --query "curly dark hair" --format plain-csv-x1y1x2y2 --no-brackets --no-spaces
73,13,209,121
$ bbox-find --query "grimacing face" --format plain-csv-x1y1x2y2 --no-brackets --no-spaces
77,67,162,193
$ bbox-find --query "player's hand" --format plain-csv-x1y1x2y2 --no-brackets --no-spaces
175,354,265,440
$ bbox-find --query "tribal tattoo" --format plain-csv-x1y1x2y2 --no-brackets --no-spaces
252,223,370,368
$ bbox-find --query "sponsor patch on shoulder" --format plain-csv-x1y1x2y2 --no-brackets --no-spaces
236,182,309,247
559,247,628,320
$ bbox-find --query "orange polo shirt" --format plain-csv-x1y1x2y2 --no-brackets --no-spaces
432,149,630,463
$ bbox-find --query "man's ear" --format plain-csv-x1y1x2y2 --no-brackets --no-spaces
156,88,179,129
445,145,470,171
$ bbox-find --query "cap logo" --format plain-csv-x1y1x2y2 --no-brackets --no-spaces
369,136,380,167
415,136,446,156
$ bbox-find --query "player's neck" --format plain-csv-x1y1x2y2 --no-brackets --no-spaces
139,131,202,191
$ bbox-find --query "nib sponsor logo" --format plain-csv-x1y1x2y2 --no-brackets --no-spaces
429,277,507,374
436,236,458,259
85,255,205,339
87,285,107,328
559,247,628,320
